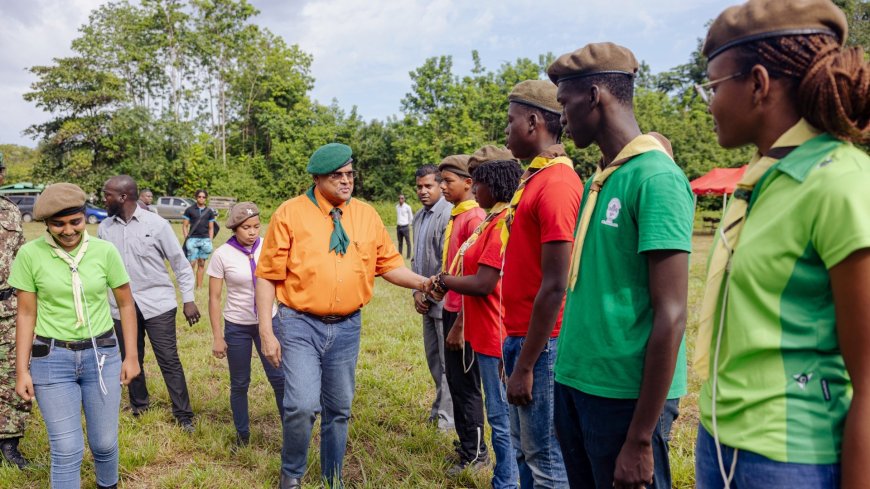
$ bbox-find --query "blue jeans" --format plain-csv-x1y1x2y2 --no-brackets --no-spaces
224,319,285,437
502,336,568,488
274,305,361,487
478,353,519,489
553,382,679,488
30,335,123,489
696,424,840,488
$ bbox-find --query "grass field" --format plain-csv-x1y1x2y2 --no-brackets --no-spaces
0,220,714,488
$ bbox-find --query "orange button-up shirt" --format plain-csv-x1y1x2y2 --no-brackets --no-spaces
256,187,404,316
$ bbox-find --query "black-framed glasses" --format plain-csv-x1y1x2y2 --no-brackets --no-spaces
328,170,357,181
694,72,744,104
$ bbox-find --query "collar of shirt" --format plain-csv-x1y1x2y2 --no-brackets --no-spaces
111,205,146,225
428,196,450,214
312,186,349,215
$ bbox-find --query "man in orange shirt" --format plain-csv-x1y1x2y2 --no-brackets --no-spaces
255,143,433,489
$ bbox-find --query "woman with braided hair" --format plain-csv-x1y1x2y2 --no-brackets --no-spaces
433,158,523,488
693,0,869,487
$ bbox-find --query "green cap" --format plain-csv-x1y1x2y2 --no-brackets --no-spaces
307,143,353,175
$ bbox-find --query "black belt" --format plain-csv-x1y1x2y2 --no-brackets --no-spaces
36,330,116,351
0,288,14,301
303,310,359,325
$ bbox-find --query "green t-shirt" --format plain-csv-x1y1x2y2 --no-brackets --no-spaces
556,150,694,399
8,235,130,340
700,136,870,464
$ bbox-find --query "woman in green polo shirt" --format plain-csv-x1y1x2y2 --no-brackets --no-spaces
694,0,869,488
9,183,140,489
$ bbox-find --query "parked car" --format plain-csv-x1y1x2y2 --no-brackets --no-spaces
85,203,108,224
7,194,36,222
154,196,196,220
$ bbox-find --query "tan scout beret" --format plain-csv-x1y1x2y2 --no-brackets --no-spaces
467,146,518,174
438,154,472,178
34,183,87,221
226,202,260,230
703,0,847,60
508,80,562,115
547,42,639,84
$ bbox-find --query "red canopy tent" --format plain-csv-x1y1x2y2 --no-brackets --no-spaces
690,165,747,196
690,165,747,211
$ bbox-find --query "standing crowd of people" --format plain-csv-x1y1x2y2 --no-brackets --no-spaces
0,0,867,488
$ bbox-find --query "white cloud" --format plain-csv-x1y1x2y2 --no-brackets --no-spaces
1,0,734,145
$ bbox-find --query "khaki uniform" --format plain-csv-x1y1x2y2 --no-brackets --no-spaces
0,196,28,439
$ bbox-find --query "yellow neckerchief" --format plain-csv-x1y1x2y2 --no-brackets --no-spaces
567,134,672,290
500,144,574,253
45,230,91,329
447,202,510,275
694,119,820,380
442,199,480,271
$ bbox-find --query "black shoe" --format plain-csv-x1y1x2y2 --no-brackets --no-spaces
234,431,250,448
131,406,150,418
279,473,301,489
0,437,28,469
447,451,490,477
97,484,118,489
176,418,195,433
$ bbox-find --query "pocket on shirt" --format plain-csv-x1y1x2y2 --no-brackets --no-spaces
352,239,376,276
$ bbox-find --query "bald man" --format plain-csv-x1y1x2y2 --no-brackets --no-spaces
99,175,200,431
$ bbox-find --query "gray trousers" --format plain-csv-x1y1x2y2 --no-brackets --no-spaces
422,314,453,428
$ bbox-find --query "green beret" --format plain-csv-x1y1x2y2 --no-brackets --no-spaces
226,202,259,230
703,0,847,61
508,80,562,115
307,143,353,175
34,183,87,221
547,42,639,84
437,155,472,178
468,146,518,174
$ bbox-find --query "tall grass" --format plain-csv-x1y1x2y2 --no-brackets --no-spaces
1,219,713,488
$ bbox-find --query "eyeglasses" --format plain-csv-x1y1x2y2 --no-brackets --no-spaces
694,72,744,104
327,170,357,181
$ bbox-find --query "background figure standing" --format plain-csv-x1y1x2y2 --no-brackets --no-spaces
182,189,216,289
100,176,200,432
137,189,156,212
410,165,454,431
396,194,413,258
0,153,29,469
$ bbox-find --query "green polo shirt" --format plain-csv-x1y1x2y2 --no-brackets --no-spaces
556,149,694,399
700,135,870,464
8,235,129,341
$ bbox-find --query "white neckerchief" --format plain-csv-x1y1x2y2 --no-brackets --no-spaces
45,230,90,329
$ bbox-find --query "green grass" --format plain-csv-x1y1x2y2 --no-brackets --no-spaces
1,221,714,488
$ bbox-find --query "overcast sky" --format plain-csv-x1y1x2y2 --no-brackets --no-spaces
0,0,735,147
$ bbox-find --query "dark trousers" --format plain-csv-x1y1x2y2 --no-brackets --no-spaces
113,305,194,421
442,310,487,462
397,225,411,257
554,381,679,489
224,320,284,436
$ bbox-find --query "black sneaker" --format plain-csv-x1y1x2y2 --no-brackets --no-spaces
177,418,195,433
446,451,490,477
0,438,29,469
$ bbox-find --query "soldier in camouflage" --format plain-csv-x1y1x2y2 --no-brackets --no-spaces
0,152,29,469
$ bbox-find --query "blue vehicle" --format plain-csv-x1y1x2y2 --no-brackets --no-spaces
85,203,108,224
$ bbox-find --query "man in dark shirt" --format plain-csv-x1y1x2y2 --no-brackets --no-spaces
182,189,216,289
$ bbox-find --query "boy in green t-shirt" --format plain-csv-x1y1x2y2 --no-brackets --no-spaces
547,43,694,489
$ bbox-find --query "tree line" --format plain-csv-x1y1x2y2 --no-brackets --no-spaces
8,0,867,209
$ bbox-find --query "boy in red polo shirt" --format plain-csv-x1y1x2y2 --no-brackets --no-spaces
437,154,488,474
501,80,582,487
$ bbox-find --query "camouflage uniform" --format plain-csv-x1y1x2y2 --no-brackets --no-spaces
0,195,28,440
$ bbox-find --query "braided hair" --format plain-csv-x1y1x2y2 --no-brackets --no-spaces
471,160,524,203
733,34,869,143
